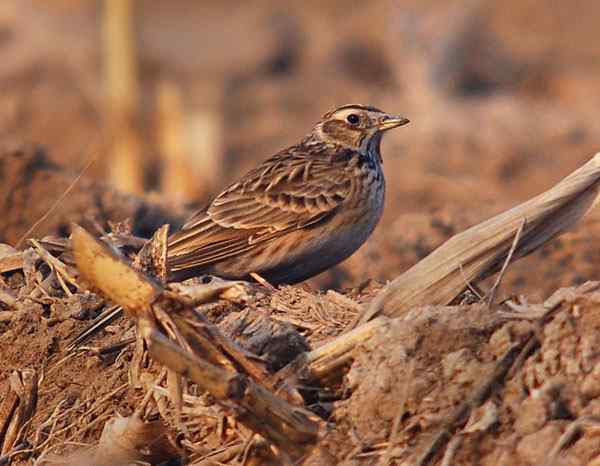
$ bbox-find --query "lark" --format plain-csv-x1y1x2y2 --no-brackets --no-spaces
167,104,409,284
69,105,408,349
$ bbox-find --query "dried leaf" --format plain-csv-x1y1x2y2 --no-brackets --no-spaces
70,413,181,466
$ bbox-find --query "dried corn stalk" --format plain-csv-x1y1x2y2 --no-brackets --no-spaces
0,369,38,455
103,0,143,194
71,225,322,461
362,152,600,323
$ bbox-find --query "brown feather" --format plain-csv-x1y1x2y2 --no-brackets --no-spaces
166,103,408,283
167,140,354,275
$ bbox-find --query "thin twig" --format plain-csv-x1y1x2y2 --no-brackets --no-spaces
458,263,484,301
487,218,526,307
440,434,464,466
192,442,245,465
29,239,80,292
250,272,277,291
32,383,128,454
43,352,77,380
15,157,96,249
543,416,600,466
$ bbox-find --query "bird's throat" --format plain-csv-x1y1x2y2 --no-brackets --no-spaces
363,132,383,164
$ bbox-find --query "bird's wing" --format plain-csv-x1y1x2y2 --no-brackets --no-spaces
167,148,354,270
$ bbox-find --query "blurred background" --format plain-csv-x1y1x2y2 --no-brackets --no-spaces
2,0,600,294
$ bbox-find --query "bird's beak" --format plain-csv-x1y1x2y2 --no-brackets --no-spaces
378,115,410,130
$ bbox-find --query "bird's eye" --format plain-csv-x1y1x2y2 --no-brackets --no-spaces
346,114,360,125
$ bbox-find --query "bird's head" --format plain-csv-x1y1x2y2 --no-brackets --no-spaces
314,104,409,152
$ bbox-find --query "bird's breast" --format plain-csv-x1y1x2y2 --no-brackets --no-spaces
347,158,385,211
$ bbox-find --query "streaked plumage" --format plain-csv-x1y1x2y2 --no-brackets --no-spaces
68,104,409,350
167,104,409,284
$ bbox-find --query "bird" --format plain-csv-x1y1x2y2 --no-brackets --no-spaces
68,104,409,349
167,103,409,284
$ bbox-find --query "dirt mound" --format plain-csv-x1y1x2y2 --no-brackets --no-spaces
2,217,600,465
335,284,600,464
